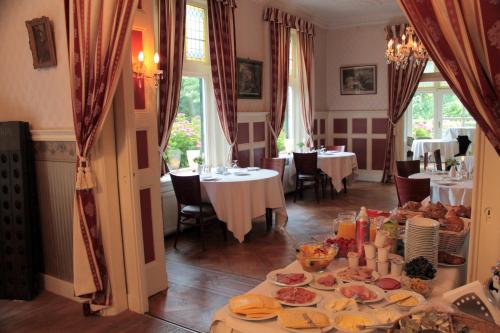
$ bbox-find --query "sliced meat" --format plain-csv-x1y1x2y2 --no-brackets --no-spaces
275,287,316,304
340,285,377,301
375,278,401,290
276,273,306,285
316,274,336,287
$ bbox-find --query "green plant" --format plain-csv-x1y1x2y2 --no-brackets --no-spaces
193,156,204,165
297,142,305,149
166,113,202,167
445,158,458,168
415,127,431,139
277,130,286,152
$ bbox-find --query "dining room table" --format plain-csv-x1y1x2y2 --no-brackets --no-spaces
409,171,473,206
283,151,358,192
200,168,288,243
411,139,459,161
210,258,467,333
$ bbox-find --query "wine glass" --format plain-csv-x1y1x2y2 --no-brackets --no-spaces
232,160,239,169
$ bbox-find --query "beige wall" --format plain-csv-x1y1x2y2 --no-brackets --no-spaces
0,0,73,130
326,24,388,112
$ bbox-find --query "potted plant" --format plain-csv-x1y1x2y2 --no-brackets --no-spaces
445,157,458,171
193,156,205,173
297,142,305,152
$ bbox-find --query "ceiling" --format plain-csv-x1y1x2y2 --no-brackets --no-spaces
281,0,406,29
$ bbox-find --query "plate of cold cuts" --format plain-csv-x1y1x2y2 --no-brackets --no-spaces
336,282,385,303
309,273,339,290
273,287,322,307
266,270,313,287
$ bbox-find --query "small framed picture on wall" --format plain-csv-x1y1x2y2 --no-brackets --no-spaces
237,58,263,99
340,65,377,95
25,16,57,69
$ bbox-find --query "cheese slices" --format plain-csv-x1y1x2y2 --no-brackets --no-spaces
278,308,331,329
229,294,281,319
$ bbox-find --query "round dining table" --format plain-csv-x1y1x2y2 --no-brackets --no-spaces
409,172,473,206
411,139,459,161
200,168,287,243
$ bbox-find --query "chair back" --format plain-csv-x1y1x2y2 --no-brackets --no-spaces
396,160,420,177
433,149,443,171
293,152,318,175
456,135,471,156
326,145,346,152
406,136,414,147
394,176,430,206
170,173,202,206
261,157,285,182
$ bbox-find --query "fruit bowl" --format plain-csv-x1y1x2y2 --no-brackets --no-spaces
401,273,435,297
297,242,338,272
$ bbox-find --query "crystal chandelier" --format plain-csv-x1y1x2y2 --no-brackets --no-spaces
386,26,428,70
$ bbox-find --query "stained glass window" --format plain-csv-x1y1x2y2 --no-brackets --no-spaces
185,5,206,62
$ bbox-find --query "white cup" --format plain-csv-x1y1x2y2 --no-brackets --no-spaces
347,252,360,268
377,246,390,262
366,258,377,270
374,230,389,248
364,243,376,259
390,259,404,277
377,260,390,276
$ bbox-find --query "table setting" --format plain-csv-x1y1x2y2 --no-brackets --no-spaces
210,203,499,333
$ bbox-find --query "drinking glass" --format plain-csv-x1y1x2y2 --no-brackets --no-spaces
232,160,239,169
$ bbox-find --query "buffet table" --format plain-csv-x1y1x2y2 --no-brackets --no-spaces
411,139,459,161
210,259,466,333
409,172,473,206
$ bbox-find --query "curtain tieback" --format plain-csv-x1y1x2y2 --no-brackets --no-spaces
76,155,96,190
266,120,278,140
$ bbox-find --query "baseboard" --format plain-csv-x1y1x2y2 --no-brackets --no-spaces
356,170,383,182
41,274,84,303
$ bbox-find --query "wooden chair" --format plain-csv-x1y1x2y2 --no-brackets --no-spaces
293,152,321,203
406,136,415,159
170,173,226,250
396,160,421,178
394,175,431,207
326,145,346,152
261,157,286,230
424,152,429,171
433,149,443,171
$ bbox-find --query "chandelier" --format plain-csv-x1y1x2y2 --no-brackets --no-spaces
386,26,428,70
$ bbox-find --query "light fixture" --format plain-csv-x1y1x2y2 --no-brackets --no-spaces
386,26,428,70
132,50,164,87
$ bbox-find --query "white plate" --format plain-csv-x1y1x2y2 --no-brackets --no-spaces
227,307,278,321
273,287,322,307
201,176,219,181
309,273,339,291
407,217,440,228
336,282,385,303
333,267,380,283
385,290,425,310
267,270,313,287
320,296,359,313
331,311,377,333
247,167,260,171
277,307,335,333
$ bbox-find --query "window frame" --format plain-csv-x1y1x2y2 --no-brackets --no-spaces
185,2,208,63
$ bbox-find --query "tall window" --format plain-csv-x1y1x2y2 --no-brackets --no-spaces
406,61,475,139
166,1,227,170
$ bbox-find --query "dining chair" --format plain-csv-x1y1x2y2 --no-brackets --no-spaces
406,136,414,159
261,157,286,230
326,145,346,152
433,149,443,171
396,160,421,178
394,175,431,207
170,173,226,250
293,152,322,203
455,135,472,157
423,152,429,171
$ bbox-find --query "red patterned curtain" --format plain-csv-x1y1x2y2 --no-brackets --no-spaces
398,0,500,154
69,0,137,311
264,8,291,157
158,0,186,174
382,24,427,183
296,19,315,148
207,0,238,161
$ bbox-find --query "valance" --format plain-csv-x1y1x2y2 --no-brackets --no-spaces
263,8,314,36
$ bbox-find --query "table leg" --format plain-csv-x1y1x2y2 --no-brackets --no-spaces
266,208,273,231
343,177,348,193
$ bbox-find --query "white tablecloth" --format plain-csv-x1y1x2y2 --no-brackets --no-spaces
409,172,473,206
443,127,476,140
411,139,459,161
283,152,358,192
210,259,466,333
201,169,287,242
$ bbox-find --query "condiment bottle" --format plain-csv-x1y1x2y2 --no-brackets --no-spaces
355,207,370,263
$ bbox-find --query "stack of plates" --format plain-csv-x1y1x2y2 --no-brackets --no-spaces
404,217,440,268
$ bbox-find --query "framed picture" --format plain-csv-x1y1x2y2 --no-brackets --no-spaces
340,65,377,95
237,58,262,99
25,16,57,69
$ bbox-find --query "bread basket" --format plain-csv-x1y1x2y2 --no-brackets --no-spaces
439,218,471,253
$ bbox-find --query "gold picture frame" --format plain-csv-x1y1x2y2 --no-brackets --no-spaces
25,16,57,69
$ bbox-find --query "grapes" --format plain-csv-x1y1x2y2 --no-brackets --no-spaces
404,256,436,280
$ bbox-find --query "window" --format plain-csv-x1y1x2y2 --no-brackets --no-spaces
185,4,206,62
406,61,475,140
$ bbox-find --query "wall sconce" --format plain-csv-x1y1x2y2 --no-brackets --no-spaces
132,50,163,87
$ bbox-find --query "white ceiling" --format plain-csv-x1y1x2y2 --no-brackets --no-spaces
281,0,406,29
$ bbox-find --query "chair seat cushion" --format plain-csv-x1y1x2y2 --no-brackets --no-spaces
181,203,215,216
298,174,316,181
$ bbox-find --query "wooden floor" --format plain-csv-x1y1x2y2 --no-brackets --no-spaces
149,181,398,332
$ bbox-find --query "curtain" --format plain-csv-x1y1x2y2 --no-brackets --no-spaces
296,19,315,148
398,0,500,155
382,24,427,183
69,0,137,311
158,0,186,174
264,8,291,157
207,0,238,161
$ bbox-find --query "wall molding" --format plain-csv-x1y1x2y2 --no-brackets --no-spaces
31,129,76,142
41,274,83,303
